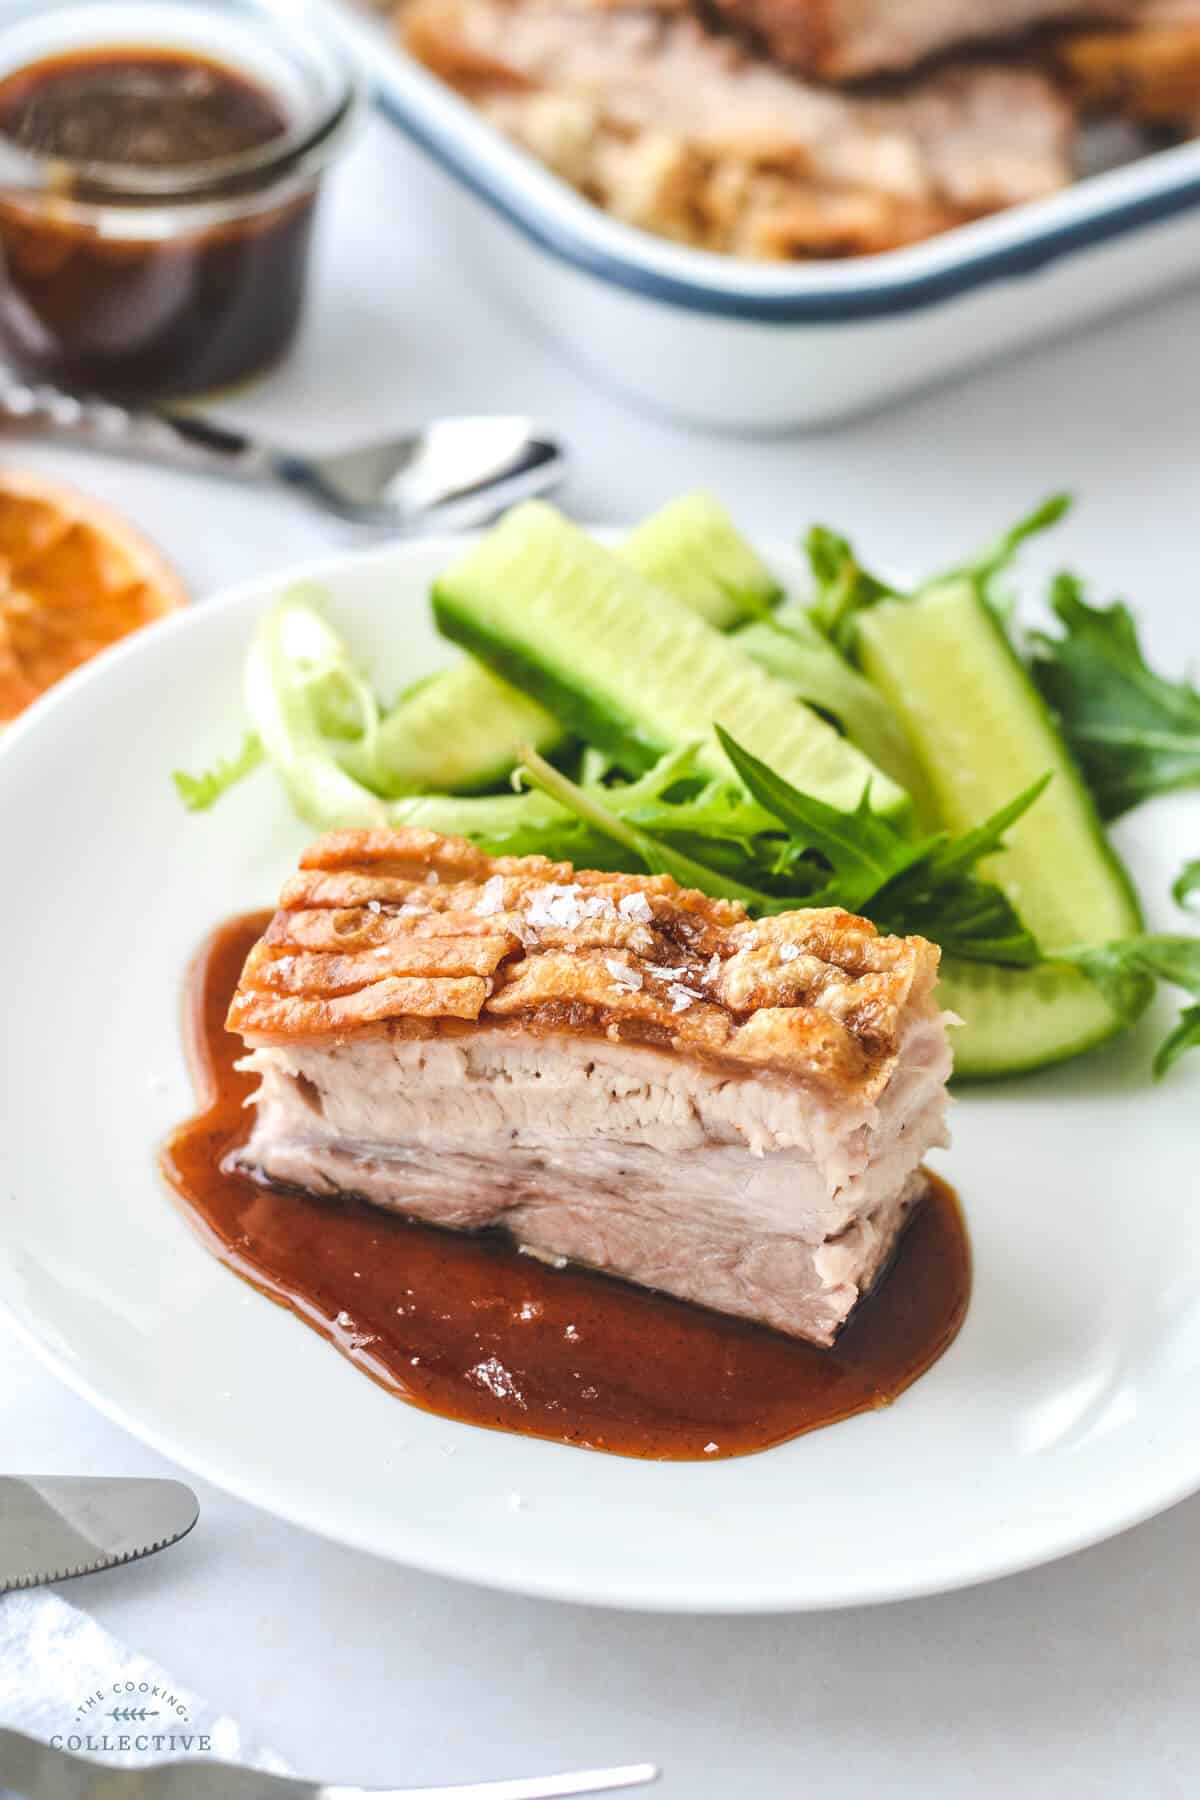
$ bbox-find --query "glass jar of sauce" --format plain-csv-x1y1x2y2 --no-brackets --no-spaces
0,0,361,400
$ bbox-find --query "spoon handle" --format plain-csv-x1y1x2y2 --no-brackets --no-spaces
0,377,280,485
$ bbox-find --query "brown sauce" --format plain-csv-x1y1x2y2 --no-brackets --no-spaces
0,48,313,399
161,912,972,1461
0,49,287,167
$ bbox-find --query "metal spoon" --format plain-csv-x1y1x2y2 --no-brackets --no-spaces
0,379,566,529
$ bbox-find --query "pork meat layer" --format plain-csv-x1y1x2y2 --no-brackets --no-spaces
230,829,954,1347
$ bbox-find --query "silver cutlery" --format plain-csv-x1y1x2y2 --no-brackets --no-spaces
0,1476,199,1593
0,381,566,530
0,1731,658,1800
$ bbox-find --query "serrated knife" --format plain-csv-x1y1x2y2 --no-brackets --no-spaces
0,1477,199,1592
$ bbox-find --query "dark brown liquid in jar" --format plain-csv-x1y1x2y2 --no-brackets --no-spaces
0,47,286,164
161,913,972,1462
0,49,314,399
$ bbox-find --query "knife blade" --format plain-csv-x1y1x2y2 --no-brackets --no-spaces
0,1727,659,1800
0,1477,199,1593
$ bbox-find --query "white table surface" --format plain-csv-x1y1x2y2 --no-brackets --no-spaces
4,115,1200,1799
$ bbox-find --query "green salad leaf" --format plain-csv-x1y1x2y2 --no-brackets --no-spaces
1173,858,1200,913
806,494,1072,655
519,746,784,908
930,492,1072,616
805,526,896,653
714,728,1046,962
1061,935,1200,1078
1029,574,1200,819
513,729,1048,964
1155,1008,1200,1079
173,733,263,812
1057,941,1158,1030
714,723,918,896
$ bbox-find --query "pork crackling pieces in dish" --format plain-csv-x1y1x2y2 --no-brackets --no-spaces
228,829,954,1349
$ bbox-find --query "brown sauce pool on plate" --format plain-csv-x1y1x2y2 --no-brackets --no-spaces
161,912,972,1461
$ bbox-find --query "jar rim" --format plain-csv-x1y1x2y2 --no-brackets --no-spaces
0,0,363,206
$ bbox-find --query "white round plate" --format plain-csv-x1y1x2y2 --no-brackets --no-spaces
1,536,1197,1614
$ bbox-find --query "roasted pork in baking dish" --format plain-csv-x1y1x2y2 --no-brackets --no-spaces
403,0,1075,256
228,829,953,1348
401,0,1073,257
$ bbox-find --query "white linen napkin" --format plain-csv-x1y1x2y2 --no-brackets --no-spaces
0,1591,288,1792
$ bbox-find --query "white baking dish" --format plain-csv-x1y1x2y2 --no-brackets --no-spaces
323,0,1200,430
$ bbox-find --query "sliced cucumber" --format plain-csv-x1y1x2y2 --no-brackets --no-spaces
731,602,931,805
371,491,779,794
433,501,910,818
361,656,560,795
939,959,1122,1080
856,580,1142,1073
621,490,780,626
857,582,1140,946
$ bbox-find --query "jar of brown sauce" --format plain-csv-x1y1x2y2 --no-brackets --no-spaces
0,1,360,400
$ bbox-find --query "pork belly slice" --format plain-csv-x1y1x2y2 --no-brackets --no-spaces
401,0,1072,258
229,830,954,1348
701,0,1137,80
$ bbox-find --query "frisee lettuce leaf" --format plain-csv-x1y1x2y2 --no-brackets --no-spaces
173,733,263,812
1028,574,1200,819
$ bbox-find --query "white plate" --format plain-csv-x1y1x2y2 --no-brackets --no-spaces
1,537,1198,1614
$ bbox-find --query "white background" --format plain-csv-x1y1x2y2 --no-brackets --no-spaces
4,115,1200,1797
